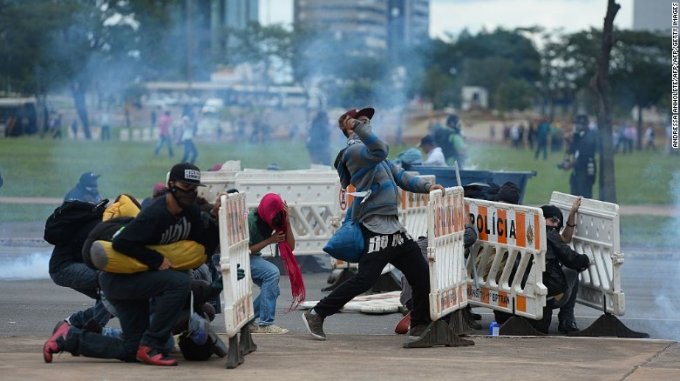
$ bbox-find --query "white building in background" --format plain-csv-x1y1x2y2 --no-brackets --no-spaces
461,86,488,111
294,0,389,55
633,0,672,32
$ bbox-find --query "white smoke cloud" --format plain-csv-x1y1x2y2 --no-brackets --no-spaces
0,252,51,280
649,170,680,340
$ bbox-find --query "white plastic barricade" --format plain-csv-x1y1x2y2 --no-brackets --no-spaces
199,161,242,202
219,193,255,337
549,191,625,315
231,170,341,256
398,175,435,239
427,187,468,321
201,162,342,257
465,198,547,319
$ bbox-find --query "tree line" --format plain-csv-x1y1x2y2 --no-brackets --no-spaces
0,0,668,146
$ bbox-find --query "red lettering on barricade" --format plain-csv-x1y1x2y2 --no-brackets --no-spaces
240,201,247,242
227,201,235,243
445,195,453,235
481,288,490,304
534,213,540,251
455,193,464,233
498,291,508,308
439,288,458,311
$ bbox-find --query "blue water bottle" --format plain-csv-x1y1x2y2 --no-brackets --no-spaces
488,321,500,336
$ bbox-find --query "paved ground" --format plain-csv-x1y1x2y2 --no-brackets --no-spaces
1,333,678,381
1,269,679,381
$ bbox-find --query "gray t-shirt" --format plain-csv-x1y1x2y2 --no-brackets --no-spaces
361,214,404,235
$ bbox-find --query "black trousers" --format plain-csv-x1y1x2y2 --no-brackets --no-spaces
100,270,191,357
534,267,579,333
314,228,431,327
570,170,594,198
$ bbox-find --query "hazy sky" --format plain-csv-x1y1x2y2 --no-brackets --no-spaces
259,0,634,38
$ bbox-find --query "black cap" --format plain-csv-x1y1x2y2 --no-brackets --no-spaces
168,163,204,186
340,107,375,121
79,172,100,187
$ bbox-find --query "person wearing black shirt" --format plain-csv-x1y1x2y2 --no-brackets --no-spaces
536,205,590,334
568,115,597,198
44,163,220,366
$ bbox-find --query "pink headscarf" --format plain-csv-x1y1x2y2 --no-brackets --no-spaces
257,193,305,308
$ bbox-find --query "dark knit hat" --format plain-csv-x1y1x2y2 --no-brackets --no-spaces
494,181,520,205
541,204,563,229
79,172,100,187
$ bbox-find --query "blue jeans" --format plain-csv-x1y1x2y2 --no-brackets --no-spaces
250,255,280,326
62,326,129,361
50,263,112,329
154,135,173,157
181,139,197,164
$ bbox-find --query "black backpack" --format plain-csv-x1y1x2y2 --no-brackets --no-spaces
44,199,108,245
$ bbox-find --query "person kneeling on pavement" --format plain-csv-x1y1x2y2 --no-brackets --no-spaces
535,205,590,334
43,163,220,366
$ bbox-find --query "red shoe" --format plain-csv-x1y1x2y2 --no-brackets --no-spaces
394,312,411,335
43,320,70,363
136,345,178,366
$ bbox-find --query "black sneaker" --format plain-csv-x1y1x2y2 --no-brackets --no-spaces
558,320,579,334
302,310,326,341
463,308,483,330
408,324,428,339
465,305,482,320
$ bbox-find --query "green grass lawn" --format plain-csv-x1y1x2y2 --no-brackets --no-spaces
462,141,679,206
0,135,678,222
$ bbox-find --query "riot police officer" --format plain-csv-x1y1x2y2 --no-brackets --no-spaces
568,115,598,198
